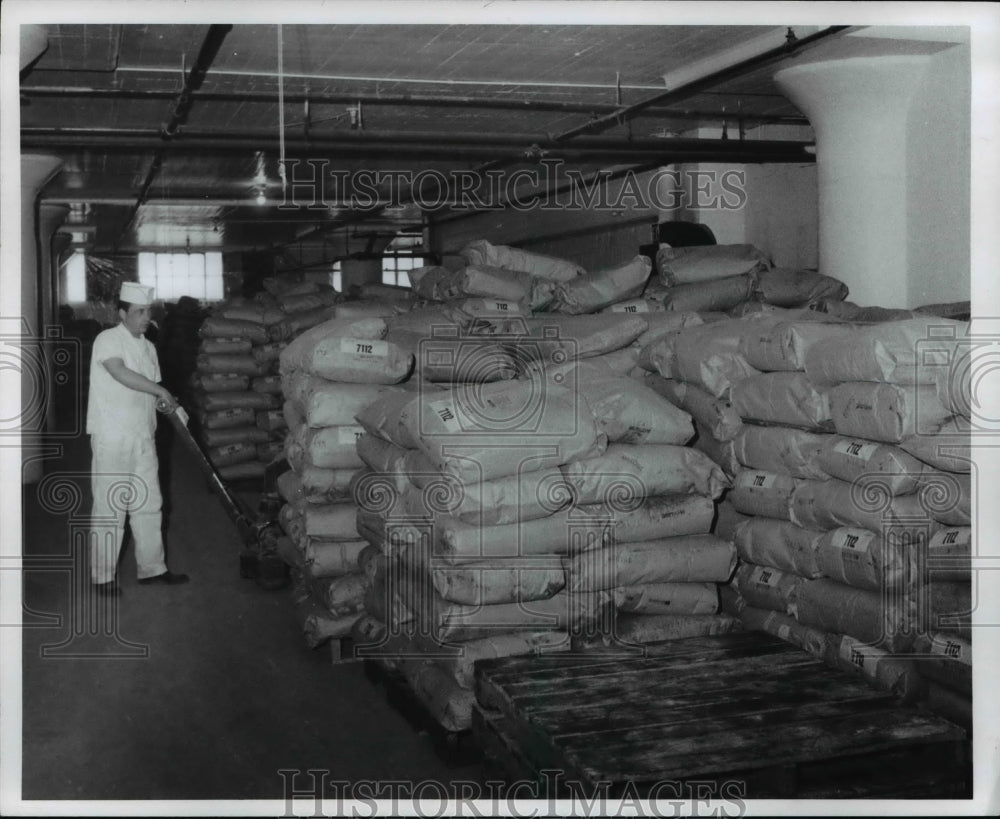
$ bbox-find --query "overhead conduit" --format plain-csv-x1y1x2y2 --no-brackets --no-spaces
112,24,232,251
275,24,849,248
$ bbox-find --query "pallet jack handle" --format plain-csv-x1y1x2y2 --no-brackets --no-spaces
161,403,257,541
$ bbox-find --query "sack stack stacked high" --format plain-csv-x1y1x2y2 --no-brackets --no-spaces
350,242,611,733
190,295,289,481
551,353,740,647
158,295,207,399
644,305,972,723
350,241,769,729
274,311,414,651
796,316,973,724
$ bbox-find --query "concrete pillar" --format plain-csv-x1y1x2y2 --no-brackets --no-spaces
52,232,72,309
39,204,70,435
21,155,64,484
775,56,932,308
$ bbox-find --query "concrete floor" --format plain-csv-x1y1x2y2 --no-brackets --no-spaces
21,419,484,803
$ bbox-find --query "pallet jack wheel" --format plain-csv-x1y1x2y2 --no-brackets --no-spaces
255,551,290,591
239,548,259,579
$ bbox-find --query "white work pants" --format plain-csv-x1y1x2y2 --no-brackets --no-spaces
90,436,167,583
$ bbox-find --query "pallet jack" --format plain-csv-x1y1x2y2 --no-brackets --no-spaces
161,401,290,589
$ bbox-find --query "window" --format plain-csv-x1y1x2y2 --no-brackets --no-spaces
64,250,87,303
138,251,224,301
382,255,422,288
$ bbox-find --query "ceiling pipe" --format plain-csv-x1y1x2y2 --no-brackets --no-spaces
551,26,849,142
113,24,232,251
20,85,808,124
113,64,668,93
280,25,845,250
23,129,814,161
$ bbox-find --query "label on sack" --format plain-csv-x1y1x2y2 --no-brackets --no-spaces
840,636,881,675
338,426,365,445
484,301,517,313
929,634,971,665
427,399,464,432
341,338,389,358
751,566,780,587
611,300,650,314
776,622,791,642
738,471,776,490
831,528,875,554
933,528,971,548
219,444,244,456
834,439,879,461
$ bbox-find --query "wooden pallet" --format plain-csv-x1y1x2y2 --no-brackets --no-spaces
364,659,482,768
473,631,970,799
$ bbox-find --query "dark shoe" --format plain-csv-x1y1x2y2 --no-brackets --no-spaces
138,571,190,585
93,581,122,597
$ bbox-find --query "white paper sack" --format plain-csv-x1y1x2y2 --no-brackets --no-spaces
828,382,951,443
394,379,607,484
551,362,693,445
728,469,796,520
738,317,852,372
401,467,570,526
657,243,770,286
302,382,400,428
789,477,938,535
803,317,969,386
730,372,832,429
732,518,824,579
732,425,830,480
613,582,719,615
426,559,567,605
815,436,928,495
672,321,761,398
813,526,906,592
561,444,729,504
645,378,744,442
566,535,736,590
900,418,971,473
551,255,652,315
460,239,585,282
732,563,804,613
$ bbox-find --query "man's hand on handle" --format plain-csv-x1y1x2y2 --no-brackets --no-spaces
155,387,180,414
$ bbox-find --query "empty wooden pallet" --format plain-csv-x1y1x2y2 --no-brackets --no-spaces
473,631,970,799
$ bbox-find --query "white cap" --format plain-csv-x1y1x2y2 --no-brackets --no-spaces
119,282,155,306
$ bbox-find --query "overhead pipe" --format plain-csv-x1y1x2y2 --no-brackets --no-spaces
22,128,815,162
547,26,849,143
113,24,232,251
113,63,668,93
281,25,844,249
20,85,808,124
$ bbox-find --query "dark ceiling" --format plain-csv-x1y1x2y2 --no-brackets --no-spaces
20,23,840,263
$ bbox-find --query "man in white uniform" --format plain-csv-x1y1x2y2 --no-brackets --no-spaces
87,282,190,595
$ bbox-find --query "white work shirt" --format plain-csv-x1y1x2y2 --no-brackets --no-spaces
87,323,162,440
